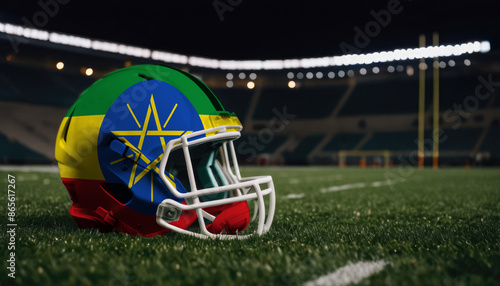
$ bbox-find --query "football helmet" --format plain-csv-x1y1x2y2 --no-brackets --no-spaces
55,65,275,239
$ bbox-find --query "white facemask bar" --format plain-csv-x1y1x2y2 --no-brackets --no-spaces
157,125,276,239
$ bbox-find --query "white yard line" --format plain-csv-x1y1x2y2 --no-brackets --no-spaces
0,165,59,173
282,194,305,200
320,181,393,193
282,193,305,199
304,260,389,286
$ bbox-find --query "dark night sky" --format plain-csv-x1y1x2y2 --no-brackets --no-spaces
1,0,499,60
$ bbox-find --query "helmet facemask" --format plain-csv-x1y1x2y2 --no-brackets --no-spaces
157,125,276,239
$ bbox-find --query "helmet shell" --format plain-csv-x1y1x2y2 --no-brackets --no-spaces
55,65,241,236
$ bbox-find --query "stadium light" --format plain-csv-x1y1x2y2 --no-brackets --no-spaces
0,21,492,71
288,80,296,88
151,51,188,64
56,62,64,70
85,68,93,76
406,66,414,76
247,81,255,89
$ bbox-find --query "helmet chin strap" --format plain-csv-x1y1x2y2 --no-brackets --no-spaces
204,201,250,235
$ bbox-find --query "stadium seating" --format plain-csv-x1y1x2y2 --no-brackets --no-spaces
360,128,482,152
337,74,490,116
338,78,422,116
439,128,482,151
0,132,50,164
480,127,500,158
234,134,288,162
439,76,490,111
323,133,365,151
212,88,254,121
283,134,324,164
494,97,500,108
253,86,346,120
2,57,499,166
0,64,94,107
361,130,420,151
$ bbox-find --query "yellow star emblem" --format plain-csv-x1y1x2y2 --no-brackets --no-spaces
109,94,191,200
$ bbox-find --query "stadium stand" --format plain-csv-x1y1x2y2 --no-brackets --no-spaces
338,78,423,116
359,128,482,152
439,128,482,151
439,76,490,111
361,130,420,151
283,134,324,164
235,134,288,162
493,96,500,108
212,88,254,121
0,131,50,164
0,101,67,161
480,126,500,158
0,63,95,107
323,133,365,151
1,40,500,166
253,85,346,120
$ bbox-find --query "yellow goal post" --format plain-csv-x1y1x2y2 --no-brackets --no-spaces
338,150,391,168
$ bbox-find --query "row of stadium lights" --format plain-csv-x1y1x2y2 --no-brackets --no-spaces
5,54,95,76
51,56,469,84
49,56,470,83
226,59,471,89
0,22,489,70
3,37,471,83
50,57,470,84
55,61,93,76
226,72,258,89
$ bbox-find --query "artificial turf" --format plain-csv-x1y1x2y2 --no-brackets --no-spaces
1,167,499,285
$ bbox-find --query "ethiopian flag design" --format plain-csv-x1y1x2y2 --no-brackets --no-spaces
55,65,241,218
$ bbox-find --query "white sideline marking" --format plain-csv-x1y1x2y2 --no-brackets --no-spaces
304,260,388,286
283,193,305,199
320,181,393,193
0,165,59,173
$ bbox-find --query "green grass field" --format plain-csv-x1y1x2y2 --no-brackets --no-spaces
1,167,499,285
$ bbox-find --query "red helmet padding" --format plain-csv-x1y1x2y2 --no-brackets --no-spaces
62,177,197,237
205,201,251,235
62,177,251,236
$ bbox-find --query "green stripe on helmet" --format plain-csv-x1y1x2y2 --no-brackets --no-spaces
67,65,226,117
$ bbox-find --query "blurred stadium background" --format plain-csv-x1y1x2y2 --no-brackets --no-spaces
0,1,499,168
1,2,500,285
